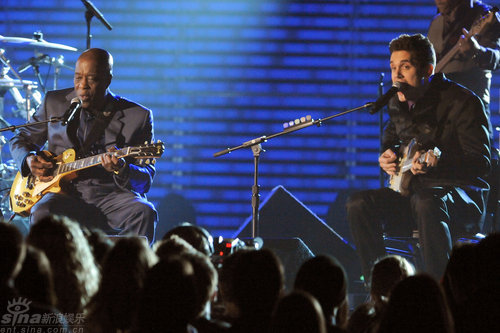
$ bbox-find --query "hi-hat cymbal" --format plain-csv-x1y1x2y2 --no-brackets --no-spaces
0,78,38,89
0,35,77,52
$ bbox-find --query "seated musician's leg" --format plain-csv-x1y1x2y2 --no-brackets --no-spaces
94,190,157,244
410,188,452,280
30,192,108,230
347,187,412,283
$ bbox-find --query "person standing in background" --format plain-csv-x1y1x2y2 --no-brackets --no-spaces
428,0,500,136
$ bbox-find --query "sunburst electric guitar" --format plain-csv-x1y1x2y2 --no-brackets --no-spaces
389,139,441,196
10,141,165,216
435,7,499,73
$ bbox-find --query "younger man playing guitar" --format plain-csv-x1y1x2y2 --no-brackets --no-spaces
346,34,490,281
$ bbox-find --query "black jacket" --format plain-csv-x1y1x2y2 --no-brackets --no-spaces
383,73,491,190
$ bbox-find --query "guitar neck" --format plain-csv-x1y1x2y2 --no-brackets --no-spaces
55,148,129,176
435,8,497,73
400,152,427,173
435,43,461,73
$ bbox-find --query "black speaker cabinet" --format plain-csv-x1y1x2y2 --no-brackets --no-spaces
235,185,361,282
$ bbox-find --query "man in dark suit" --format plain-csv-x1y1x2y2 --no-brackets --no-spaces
9,48,157,242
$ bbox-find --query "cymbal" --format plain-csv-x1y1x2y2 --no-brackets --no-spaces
0,78,38,89
0,35,77,52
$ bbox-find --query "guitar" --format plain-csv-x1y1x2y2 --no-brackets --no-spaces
9,141,165,216
389,138,441,196
435,7,499,73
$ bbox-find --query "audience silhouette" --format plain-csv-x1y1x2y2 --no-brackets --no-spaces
85,236,157,333
1,214,499,333
294,254,348,333
376,274,454,333
134,256,199,333
347,255,415,333
0,222,68,330
14,245,57,307
219,248,284,333
270,290,327,333
26,215,100,315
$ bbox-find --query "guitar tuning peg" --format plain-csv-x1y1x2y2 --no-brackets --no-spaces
138,159,144,165
157,140,161,143
145,159,150,164
144,141,148,145
151,159,156,164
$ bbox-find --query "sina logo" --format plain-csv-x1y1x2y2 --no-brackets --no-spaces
2,297,32,326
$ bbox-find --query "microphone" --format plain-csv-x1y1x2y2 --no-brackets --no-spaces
369,81,402,114
62,97,82,126
81,0,113,30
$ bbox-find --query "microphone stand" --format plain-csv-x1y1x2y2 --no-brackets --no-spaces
82,0,113,49
0,116,65,134
214,102,374,238
378,73,385,188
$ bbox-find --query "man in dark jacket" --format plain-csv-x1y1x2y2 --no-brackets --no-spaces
9,48,158,242
346,34,490,281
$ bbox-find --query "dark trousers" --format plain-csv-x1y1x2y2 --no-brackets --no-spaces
30,185,157,244
346,186,485,281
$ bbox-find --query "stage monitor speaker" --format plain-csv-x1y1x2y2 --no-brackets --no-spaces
235,185,360,282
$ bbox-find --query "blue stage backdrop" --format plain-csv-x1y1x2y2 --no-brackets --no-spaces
1,0,499,238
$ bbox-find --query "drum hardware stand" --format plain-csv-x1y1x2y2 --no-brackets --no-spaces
81,0,113,49
214,102,375,238
28,58,46,94
0,49,37,121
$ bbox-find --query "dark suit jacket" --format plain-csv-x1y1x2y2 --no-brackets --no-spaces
383,73,491,190
9,87,156,195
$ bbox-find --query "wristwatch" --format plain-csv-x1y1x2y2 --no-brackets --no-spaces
113,159,126,175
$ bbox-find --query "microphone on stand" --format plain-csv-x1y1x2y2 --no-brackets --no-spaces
81,0,113,30
61,97,82,126
369,81,402,114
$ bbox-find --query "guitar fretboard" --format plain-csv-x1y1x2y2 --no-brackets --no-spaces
55,148,129,175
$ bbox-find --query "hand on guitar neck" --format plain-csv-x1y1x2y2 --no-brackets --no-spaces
101,146,126,174
457,27,482,56
435,7,498,73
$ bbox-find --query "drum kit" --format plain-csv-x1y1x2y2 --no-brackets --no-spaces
0,31,77,220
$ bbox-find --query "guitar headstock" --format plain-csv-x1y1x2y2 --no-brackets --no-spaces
470,7,499,36
128,141,165,164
